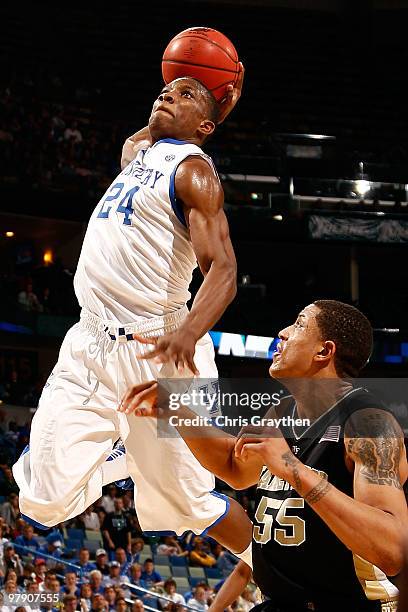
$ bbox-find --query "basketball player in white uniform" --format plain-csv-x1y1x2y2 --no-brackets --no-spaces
13,67,252,563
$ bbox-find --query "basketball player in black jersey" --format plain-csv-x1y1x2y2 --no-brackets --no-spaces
120,300,408,612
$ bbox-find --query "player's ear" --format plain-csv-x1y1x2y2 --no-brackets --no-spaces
314,341,336,364
198,119,216,139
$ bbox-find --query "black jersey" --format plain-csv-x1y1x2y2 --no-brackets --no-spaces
252,387,399,611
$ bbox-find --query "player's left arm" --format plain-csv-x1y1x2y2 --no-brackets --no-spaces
134,156,236,373
236,408,408,576
177,155,237,341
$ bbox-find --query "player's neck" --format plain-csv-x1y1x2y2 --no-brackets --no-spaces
288,378,353,421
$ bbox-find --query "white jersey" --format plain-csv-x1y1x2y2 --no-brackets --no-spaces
74,138,215,322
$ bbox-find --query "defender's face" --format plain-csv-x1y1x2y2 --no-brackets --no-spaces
149,78,211,142
270,304,323,378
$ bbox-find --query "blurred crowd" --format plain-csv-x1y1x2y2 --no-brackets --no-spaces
0,476,257,612
0,82,123,195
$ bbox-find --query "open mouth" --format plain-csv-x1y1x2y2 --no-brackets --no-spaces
273,341,284,360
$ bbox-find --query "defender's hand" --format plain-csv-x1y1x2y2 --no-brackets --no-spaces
134,328,199,375
217,62,245,124
119,381,159,416
235,422,293,480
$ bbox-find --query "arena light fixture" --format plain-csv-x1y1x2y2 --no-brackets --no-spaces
5,231,14,238
354,179,371,197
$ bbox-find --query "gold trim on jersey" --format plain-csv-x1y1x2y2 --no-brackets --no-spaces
353,554,399,604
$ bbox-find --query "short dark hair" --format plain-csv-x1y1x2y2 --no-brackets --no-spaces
144,558,153,564
164,578,177,589
189,78,219,124
314,300,373,377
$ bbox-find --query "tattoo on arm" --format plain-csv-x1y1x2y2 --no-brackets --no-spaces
305,478,332,505
282,451,303,494
345,410,403,490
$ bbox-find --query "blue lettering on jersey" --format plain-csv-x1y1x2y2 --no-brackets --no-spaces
122,158,163,188
97,182,140,225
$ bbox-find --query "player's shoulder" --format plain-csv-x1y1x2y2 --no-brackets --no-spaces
176,156,223,212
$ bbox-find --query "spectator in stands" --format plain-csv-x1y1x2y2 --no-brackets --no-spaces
0,544,23,576
91,592,109,611
116,597,127,612
89,569,105,595
64,121,83,144
101,485,117,514
76,546,96,578
33,558,47,586
103,584,117,611
129,538,144,564
140,559,163,589
80,581,93,608
38,532,63,562
4,567,19,591
0,521,10,562
2,578,19,599
14,523,41,553
60,571,80,597
25,580,41,612
17,562,35,588
0,492,21,528
157,537,186,557
132,600,145,612
102,561,126,589
127,562,147,589
235,587,256,612
128,515,143,540
160,579,186,609
0,465,19,498
122,491,135,516
95,548,110,576
115,548,130,575
189,538,216,568
80,504,100,531
17,282,43,313
188,585,209,612
12,518,26,540
39,569,57,594
102,498,131,558
62,594,79,612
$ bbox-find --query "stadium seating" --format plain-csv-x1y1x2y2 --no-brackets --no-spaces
189,567,206,579
172,567,189,578
169,555,187,566
155,564,172,579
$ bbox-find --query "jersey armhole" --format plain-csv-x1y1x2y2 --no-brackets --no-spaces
169,154,217,228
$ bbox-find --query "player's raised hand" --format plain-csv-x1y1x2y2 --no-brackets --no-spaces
119,380,158,415
133,329,199,375
217,62,245,124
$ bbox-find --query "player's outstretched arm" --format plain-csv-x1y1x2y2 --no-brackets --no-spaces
121,126,152,169
118,380,263,489
236,408,408,576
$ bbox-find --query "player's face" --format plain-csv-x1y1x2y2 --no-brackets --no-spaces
149,78,215,142
269,304,324,378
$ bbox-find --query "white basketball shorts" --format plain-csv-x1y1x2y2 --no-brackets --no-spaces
13,307,228,535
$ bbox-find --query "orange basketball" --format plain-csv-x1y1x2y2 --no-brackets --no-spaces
162,27,239,102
